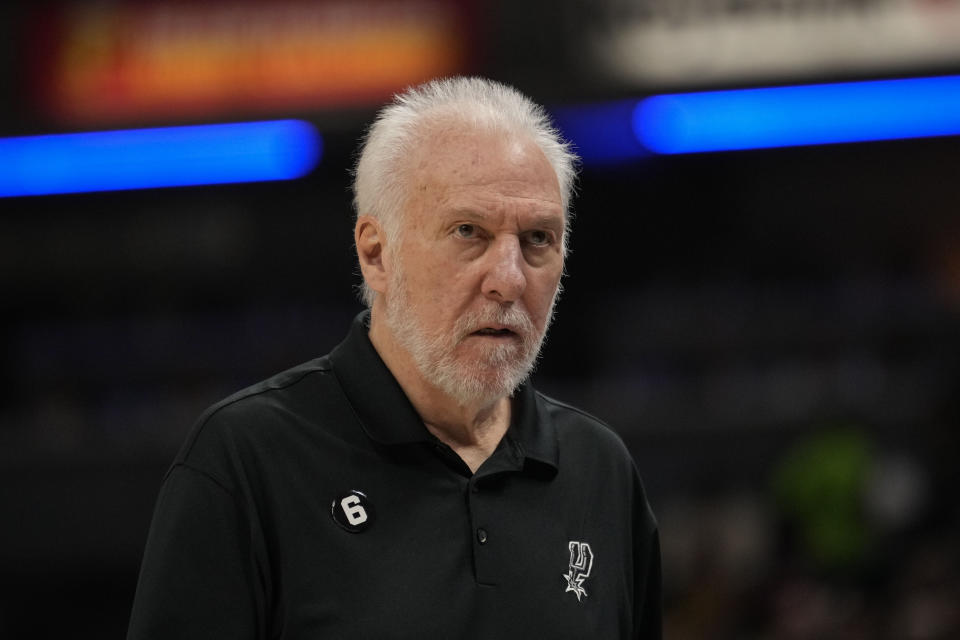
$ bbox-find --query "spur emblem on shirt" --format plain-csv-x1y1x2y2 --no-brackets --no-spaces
563,540,594,602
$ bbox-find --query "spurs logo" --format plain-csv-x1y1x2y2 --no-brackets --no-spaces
563,540,594,602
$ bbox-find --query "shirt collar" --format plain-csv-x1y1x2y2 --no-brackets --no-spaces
508,377,559,472
330,311,559,472
329,311,431,445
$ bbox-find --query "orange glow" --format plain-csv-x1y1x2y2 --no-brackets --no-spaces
39,1,470,124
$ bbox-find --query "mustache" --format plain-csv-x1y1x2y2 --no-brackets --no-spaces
455,305,536,338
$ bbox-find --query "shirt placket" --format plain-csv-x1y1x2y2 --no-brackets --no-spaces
465,438,525,586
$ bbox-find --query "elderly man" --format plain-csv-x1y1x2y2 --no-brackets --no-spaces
128,77,661,639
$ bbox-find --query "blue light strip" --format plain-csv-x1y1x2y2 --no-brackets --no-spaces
551,100,652,165
0,120,322,197
634,75,960,154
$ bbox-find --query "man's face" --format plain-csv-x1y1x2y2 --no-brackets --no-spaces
382,126,566,407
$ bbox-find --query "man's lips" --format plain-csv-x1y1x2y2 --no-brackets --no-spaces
470,327,519,338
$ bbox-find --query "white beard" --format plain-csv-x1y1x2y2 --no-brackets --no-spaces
383,262,557,408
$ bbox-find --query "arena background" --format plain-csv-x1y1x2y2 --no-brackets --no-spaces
1,1,958,638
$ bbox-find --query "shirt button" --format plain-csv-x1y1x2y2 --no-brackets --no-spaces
477,528,488,544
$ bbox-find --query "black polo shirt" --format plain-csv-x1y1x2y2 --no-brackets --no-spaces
128,312,661,640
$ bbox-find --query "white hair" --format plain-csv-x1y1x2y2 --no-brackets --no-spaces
353,76,579,307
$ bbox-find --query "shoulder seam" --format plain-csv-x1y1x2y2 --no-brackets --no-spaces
207,364,329,415
183,363,330,458
165,461,237,499
535,391,615,430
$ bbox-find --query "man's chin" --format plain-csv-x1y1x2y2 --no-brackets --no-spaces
424,356,533,407
441,379,519,409
454,349,529,375
457,361,531,393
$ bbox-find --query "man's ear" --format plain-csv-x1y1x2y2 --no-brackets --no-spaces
355,215,389,295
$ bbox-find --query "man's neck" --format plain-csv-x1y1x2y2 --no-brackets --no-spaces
367,308,511,473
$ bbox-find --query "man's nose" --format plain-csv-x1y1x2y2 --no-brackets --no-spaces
481,235,526,303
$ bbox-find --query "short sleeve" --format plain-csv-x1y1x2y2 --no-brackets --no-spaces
127,464,266,640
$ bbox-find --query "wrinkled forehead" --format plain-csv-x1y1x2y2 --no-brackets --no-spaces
405,123,561,200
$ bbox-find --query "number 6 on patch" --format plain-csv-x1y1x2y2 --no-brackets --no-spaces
340,495,368,525
331,489,375,532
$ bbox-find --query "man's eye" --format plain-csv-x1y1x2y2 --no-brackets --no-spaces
456,224,477,238
526,230,551,246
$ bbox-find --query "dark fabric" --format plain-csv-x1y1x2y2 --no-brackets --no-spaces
127,311,662,639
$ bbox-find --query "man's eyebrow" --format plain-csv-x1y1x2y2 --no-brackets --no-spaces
445,209,565,230
529,214,565,231
445,208,488,221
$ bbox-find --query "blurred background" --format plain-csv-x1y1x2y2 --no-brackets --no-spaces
1,1,958,638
